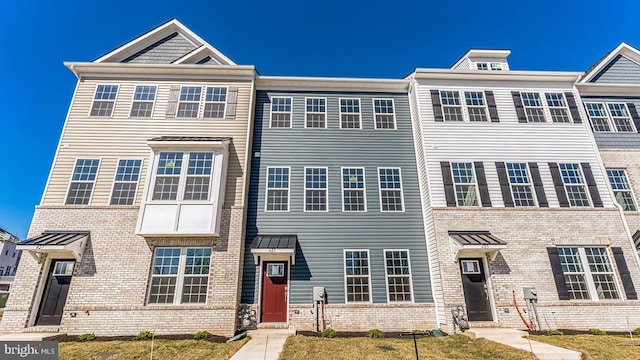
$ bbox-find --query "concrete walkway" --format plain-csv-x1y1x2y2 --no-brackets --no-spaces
229,329,295,360
467,328,581,360
0,333,62,341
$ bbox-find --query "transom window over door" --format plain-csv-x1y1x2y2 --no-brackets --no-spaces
130,85,157,117
148,247,212,304
110,159,142,205
557,247,620,300
506,163,535,206
305,167,327,211
373,99,396,129
521,92,546,122
607,169,637,211
451,162,478,206
464,92,488,122
344,250,371,302
340,99,361,129
266,167,290,211
177,86,201,118
305,98,326,128
559,163,590,207
378,168,404,211
152,152,214,201
440,91,463,121
66,159,100,205
342,168,366,211
545,93,570,123
270,97,292,128
90,85,118,117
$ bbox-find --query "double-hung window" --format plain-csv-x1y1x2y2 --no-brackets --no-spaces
451,162,478,206
177,86,201,118
148,247,212,304
506,163,535,206
378,168,404,211
607,169,637,211
342,168,366,211
90,85,118,117
130,85,157,117
585,103,611,132
110,159,142,205
152,152,213,201
608,103,635,132
476,63,488,70
384,250,413,302
440,91,463,121
585,102,636,132
266,167,290,211
344,250,371,302
203,87,227,118
464,92,488,122
521,92,546,122
559,163,590,207
545,93,570,123
557,247,620,300
490,63,503,71
305,167,327,211
270,97,292,128
373,99,396,129
66,159,100,205
305,98,326,128
340,99,361,129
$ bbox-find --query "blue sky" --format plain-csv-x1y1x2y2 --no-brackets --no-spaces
1,0,639,238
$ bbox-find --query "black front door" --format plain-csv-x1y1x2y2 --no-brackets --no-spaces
36,260,74,326
459,258,493,321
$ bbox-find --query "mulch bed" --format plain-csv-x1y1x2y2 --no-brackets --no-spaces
529,329,631,336
296,331,447,338
55,334,229,343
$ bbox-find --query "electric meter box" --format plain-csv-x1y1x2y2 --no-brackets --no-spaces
523,287,538,300
313,287,325,301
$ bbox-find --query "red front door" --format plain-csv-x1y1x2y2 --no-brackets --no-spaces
261,261,288,322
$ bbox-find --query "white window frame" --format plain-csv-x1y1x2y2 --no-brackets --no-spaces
341,167,367,212
109,158,143,205
463,91,489,122
383,249,414,303
304,97,327,129
490,63,502,71
450,162,479,207
343,249,372,303
53,261,75,276
202,86,228,119
339,98,362,129
265,166,291,212
520,92,547,123
129,85,157,118
440,90,464,121
65,158,101,205
557,247,622,301
89,84,119,117
505,162,536,207
148,152,215,203
303,166,328,212
377,167,405,212
606,168,638,211
544,92,571,123
460,259,481,274
584,102,636,133
270,96,293,129
146,247,212,305
372,98,397,130
176,86,203,118
559,163,591,207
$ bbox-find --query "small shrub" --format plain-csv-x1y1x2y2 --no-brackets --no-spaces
133,331,154,340
589,328,607,335
321,328,337,338
411,330,427,335
545,329,564,336
78,333,96,341
194,331,212,340
367,329,384,338
634,327,640,335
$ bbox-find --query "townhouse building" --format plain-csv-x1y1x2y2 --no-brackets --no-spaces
240,77,435,331
0,228,21,291
408,50,640,331
576,43,640,250
1,20,256,336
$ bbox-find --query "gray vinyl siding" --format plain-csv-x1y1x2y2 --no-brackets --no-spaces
242,90,432,305
123,32,197,64
591,55,640,84
582,96,640,149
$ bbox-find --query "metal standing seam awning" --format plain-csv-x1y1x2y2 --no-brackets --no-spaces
448,230,507,261
250,235,297,265
17,231,90,263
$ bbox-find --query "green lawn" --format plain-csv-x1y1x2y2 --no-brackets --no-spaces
59,338,248,360
531,334,640,360
279,334,537,360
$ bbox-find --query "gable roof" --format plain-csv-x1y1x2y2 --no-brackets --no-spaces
581,42,640,83
93,19,236,65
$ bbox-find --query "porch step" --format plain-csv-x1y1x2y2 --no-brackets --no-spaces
23,326,61,333
257,322,290,329
469,321,501,328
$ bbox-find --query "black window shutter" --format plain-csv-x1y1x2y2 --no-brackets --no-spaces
547,247,570,300
564,92,583,124
485,91,499,122
431,90,444,122
474,162,492,207
612,247,638,300
528,162,548,207
495,162,514,207
441,162,456,206
581,163,603,207
512,91,527,123
549,163,569,207
627,103,640,133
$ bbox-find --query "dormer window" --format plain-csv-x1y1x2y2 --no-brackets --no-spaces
490,63,503,71
476,63,488,70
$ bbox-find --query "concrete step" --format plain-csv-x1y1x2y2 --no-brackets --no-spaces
257,322,290,329
469,321,502,329
23,326,61,333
